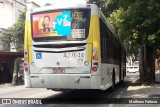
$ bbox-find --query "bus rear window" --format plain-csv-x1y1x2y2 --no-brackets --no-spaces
31,8,91,42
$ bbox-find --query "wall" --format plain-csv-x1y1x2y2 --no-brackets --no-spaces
0,0,26,51
0,0,14,29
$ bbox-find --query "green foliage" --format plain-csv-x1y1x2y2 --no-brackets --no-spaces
108,0,160,55
2,11,25,52
88,0,108,15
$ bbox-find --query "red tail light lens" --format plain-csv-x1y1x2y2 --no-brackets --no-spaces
24,52,27,55
92,67,97,72
24,63,27,66
25,67,28,72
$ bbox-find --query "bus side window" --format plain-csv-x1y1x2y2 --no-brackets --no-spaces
100,18,110,63
100,18,116,64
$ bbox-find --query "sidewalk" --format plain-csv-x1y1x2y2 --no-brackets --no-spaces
0,83,24,88
0,83,13,86
121,78,160,98
110,78,160,107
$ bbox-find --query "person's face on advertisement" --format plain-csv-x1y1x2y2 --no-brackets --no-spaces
44,17,50,26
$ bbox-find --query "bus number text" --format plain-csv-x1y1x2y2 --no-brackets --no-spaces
64,52,84,58
72,12,83,20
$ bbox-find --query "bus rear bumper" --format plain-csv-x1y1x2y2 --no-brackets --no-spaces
25,74,102,90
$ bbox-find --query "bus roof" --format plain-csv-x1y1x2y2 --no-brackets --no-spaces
30,3,92,13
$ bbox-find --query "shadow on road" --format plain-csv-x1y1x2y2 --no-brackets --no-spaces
26,74,144,104
41,80,130,104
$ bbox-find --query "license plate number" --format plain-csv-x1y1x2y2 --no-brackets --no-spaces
53,68,65,73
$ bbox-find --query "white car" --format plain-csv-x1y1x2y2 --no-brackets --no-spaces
126,66,139,73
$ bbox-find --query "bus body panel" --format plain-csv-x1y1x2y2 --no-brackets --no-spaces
29,74,103,89
29,44,92,74
101,63,112,87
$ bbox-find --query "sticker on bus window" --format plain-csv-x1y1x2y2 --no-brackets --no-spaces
36,52,42,59
72,29,85,38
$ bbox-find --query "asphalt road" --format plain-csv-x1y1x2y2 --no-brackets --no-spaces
0,73,138,99
0,72,159,107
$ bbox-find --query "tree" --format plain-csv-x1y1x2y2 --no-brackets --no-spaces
87,0,107,13
108,0,160,85
2,11,26,52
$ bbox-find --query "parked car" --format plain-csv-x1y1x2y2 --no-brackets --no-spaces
126,66,139,73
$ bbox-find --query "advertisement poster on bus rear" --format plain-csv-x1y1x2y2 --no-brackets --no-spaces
32,11,71,38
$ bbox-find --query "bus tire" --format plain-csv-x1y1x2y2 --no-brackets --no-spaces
112,69,115,91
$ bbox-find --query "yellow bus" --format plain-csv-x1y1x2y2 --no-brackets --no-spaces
24,3,126,91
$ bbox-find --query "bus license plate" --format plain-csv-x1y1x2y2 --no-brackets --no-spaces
53,68,65,73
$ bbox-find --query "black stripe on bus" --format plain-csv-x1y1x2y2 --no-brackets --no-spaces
33,43,87,48
34,48,85,53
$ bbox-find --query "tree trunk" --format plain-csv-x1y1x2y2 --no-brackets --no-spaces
145,45,155,85
12,58,21,85
139,45,155,85
138,46,144,82
12,59,18,85
139,45,146,83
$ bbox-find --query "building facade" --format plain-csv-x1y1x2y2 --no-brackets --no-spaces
0,0,39,84
0,0,26,51
0,0,39,52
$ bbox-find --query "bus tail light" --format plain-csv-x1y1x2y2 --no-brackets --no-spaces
92,47,98,73
93,55,98,60
24,57,28,61
92,67,97,72
24,50,29,73
25,67,28,72
24,63,27,66
93,47,98,60
24,51,27,55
